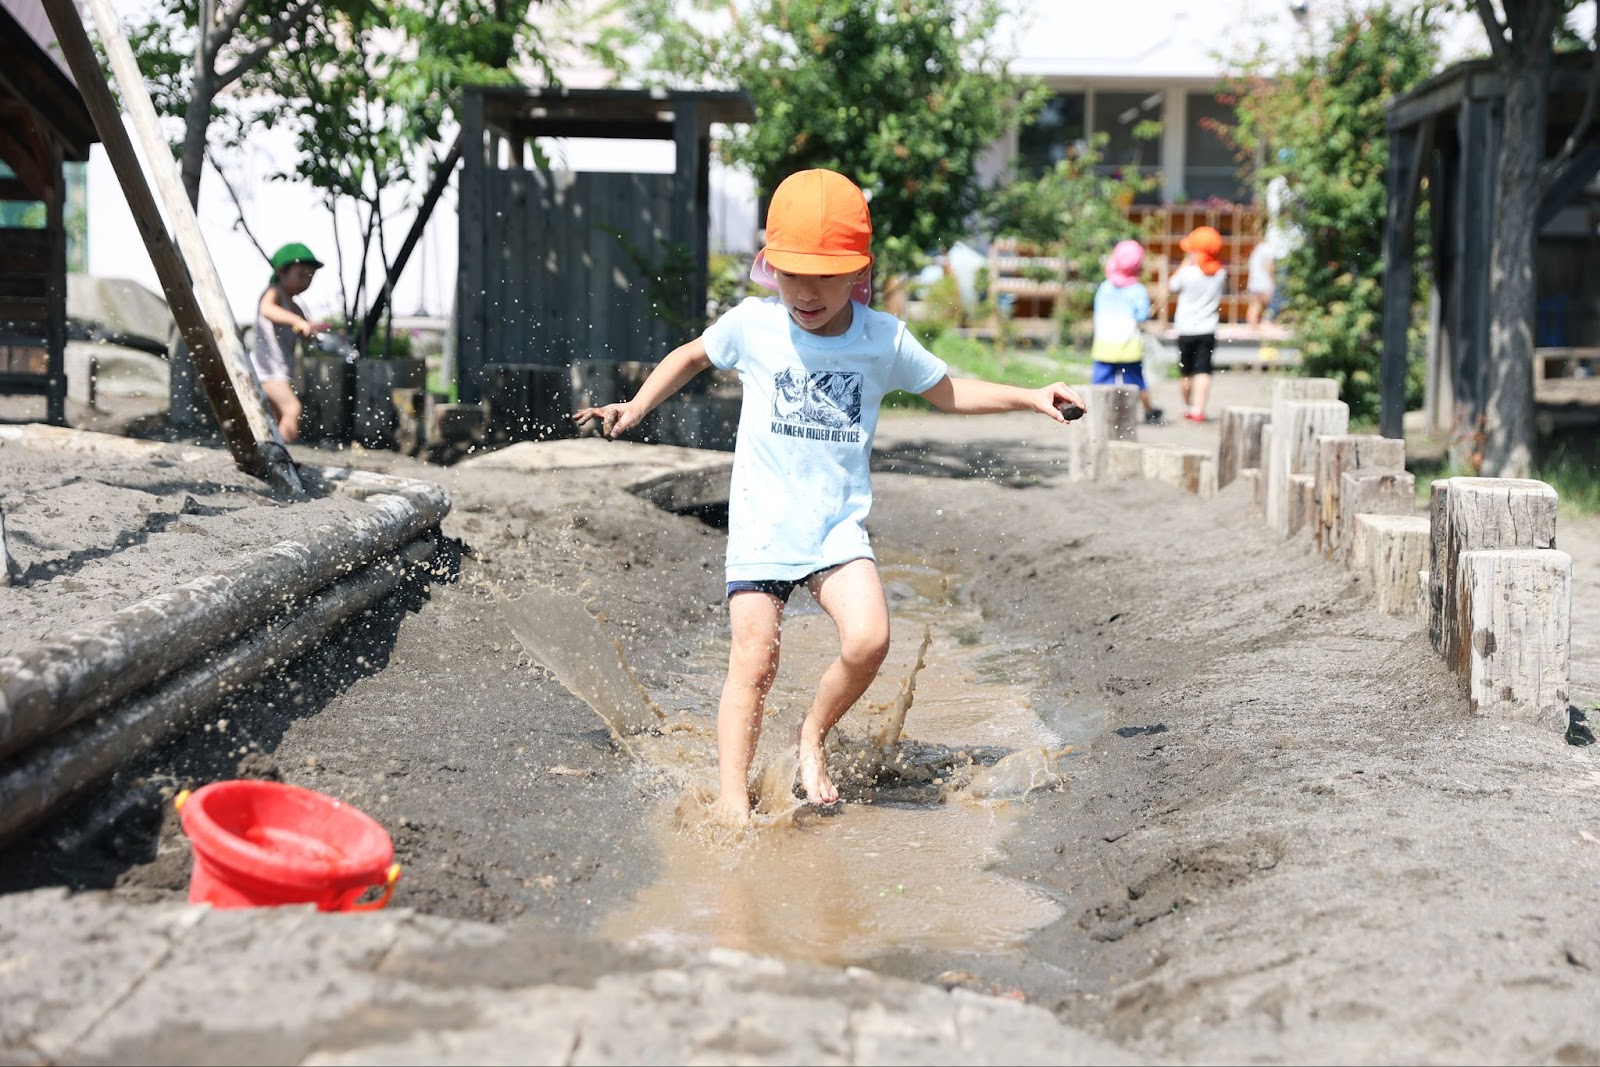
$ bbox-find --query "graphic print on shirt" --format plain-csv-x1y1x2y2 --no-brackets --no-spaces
770,368,863,443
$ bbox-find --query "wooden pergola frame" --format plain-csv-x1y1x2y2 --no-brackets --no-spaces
1380,53,1600,439
0,0,96,425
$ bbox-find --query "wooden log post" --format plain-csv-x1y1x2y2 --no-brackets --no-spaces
484,364,574,443
1338,469,1416,566
1266,378,1340,533
1274,398,1349,536
1217,406,1270,490
0,502,18,586
1142,446,1212,495
1255,424,1274,516
1287,473,1316,536
1313,434,1406,559
1107,441,1144,480
1456,549,1571,724
1239,468,1263,512
1437,478,1559,677
1427,480,1453,653
1352,514,1430,615
1070,384,1140,481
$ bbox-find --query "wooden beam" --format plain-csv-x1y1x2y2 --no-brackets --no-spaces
1380,119,1431,438
39,0,300,491
1539,134,1600,225
456,90,487,405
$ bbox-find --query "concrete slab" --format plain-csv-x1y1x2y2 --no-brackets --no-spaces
460,439,734,512
0,890,1133,1066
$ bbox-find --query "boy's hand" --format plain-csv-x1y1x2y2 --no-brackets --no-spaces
1037,382,1088,423
573,401,640,439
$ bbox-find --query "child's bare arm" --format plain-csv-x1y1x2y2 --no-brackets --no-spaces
573,338,712,439
919,375,1086,422
259,290,326,338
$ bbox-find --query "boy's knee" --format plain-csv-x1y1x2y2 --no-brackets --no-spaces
842,626,890,670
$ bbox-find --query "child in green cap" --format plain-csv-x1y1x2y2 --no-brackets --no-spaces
254,242,329,443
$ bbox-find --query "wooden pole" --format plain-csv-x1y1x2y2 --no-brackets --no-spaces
39,0,301,493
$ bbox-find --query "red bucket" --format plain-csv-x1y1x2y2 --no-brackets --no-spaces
176,780,399,911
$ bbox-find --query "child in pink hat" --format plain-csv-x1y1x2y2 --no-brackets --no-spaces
1089,240,1162,425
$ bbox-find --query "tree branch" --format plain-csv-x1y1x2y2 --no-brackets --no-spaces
214,0,315,90
1476,0,1512,65
204,145,272,265
207,0,256,65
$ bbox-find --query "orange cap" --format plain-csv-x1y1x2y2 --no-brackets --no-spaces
761,169,873,275
1179,225,1224,275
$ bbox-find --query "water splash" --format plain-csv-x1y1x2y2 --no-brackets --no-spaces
494,583,663,757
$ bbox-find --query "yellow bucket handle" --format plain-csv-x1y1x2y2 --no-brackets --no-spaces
349,864,402,912
174,788,190,811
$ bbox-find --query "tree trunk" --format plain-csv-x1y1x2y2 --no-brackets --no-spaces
180,73,213,209
1481,65,1545,477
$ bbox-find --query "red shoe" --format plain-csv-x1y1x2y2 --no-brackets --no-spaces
1183,411,1207,423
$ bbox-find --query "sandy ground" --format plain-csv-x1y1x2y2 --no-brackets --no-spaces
4,368,1600,1063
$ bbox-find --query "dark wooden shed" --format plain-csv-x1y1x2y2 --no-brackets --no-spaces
0,0,95,425
454,86,755,405
1380,54,1600,440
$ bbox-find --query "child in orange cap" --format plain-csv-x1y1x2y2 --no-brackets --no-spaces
575,168,1086,824
1166,225,1227,422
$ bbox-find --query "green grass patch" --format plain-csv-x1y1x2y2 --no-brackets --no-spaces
1411,443,1600,517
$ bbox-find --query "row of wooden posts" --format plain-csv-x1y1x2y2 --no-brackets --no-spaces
1069,380,1572,727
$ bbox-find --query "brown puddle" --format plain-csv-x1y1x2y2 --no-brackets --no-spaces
598,556,1069,966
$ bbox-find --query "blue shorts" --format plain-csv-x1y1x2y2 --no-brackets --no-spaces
1091,361,1147,389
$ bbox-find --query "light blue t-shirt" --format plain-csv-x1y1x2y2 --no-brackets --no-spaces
1089,280,1151,364
702,296,949,582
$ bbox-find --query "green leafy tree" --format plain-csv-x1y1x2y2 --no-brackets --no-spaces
1224,3,1438,422
595,0,1039,283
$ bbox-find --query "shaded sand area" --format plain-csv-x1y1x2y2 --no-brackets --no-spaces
4,371,1600,1063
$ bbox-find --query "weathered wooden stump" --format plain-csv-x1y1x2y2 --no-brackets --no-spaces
0,501,18,586
1456,548,1571,723
1337,469,1415,565
1426,480,1453,653
1433,477,1559,676
1287,473,1316,535
1217,406,1270,490
1313,434,1406,559
1142,446,1212,495
1271,398,1348,535
1351,514,1430,615
429,402,486,446
1256,424,1274,516
1239,467,1263,512
1265,377,1340,533
1070,384,1140,481
1107,440,1144,480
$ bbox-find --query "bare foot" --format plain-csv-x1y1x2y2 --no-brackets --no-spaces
798,741,840,805
710,792,753,829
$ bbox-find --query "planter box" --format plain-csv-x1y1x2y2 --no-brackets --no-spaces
295,354,352,443
352,357,425,449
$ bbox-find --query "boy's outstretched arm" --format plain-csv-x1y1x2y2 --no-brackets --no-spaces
919,375,1087,422
573,338,712,439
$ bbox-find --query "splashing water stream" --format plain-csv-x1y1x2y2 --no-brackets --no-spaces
500,556,1073,966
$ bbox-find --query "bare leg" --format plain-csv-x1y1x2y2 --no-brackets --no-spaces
715,591,784,822
261,379,303,443
798,558,891,805
1246,295,1263,326
1191,372,1212,418
1179,374,1193,411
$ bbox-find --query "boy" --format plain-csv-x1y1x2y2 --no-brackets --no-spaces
574,169,1085,823
254,242,330,443
1164,225,1227,423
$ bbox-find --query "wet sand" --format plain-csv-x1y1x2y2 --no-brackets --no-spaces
4,369,1600,1062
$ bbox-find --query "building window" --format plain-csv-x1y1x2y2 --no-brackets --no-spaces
1091,90,1163,200
1184,92,1247,204
1016,91,1086,176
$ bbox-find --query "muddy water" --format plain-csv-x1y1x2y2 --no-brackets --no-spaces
600,556,1071,966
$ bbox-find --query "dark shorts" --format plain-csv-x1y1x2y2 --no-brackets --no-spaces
1178,334,1216,376
726,562,854,602
1091,361,1147,390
